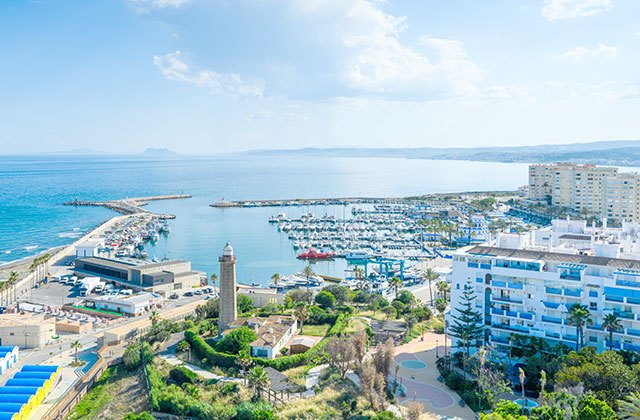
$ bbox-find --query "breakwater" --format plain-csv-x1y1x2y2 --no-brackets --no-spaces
64,194,192,219
210,197,407,208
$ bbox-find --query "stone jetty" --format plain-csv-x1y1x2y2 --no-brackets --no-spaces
63,194,191,219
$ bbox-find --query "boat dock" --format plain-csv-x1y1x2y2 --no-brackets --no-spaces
210,197,408,208
63,194,192,219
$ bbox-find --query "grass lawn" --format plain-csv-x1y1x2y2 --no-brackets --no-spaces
67,364,149,419
301,324,330,336
345,317,369,333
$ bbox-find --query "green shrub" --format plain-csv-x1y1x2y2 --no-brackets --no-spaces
214,326,257,354
123,344,141,370
169,366,198,385
315,290,336,308
444,371,465,391
184,329,237,368
236,401,275,420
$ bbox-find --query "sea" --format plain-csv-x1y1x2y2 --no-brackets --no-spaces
0,155,532,285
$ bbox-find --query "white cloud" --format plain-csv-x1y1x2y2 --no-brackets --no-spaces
153,51,264,97
331,0,482,98
559,43,617,61
128,0,188,10
483,85,530,100
541,0,612,21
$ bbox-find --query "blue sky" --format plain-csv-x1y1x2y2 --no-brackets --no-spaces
0,0,638,154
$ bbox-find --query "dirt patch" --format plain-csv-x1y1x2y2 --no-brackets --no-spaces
93,367,149,420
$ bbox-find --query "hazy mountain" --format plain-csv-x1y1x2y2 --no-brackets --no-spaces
247,140,640,166
140,148,178,157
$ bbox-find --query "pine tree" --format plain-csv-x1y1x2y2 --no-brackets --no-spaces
448,280,484,377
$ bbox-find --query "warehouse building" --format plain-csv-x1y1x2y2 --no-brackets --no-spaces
74,257,204,294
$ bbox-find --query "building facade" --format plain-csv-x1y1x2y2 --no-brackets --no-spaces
218,242,238,333
447,245,640,355
528,163,640,222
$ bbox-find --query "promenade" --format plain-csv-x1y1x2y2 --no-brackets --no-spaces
394,332,474,420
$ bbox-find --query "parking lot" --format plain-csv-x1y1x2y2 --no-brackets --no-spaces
26,275,216,311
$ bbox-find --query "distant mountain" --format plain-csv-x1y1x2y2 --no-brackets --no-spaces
247,140,640,166
140,148,178,157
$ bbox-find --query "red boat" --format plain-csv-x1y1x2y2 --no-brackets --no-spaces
297,248,335,260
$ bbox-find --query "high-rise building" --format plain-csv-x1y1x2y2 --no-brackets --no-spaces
218,242,237,333
528,163,640,222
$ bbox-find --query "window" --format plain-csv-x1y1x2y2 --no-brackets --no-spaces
589,302,597,310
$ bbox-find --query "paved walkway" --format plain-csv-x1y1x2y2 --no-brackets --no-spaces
393,332,475,420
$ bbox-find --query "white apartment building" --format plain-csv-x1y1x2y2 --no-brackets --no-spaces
528,163,640,222
447,244,640,355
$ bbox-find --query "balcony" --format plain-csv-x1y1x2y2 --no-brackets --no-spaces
492,295,523,304
624,343,640,352
492,308,505,316
480,263,492,270
541,315,563,324
491,335,510,344
506,310,519,318
492,323,530,334
468,262,479,268
564,288,582,298
492,280,507,288
546,287,562,295
519,312,534,320
614,311,635,320
606,296,625,303
564,333,578,341
627,328,640,337
615,279,640,288
542,301,561,309
605,339,621,349
508,282,524,290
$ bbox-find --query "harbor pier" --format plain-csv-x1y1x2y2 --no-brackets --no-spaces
63,194,192,219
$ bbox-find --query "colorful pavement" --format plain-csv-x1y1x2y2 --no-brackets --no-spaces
394,332,475,420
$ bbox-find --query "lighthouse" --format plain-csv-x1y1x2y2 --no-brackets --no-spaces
218,241,237,334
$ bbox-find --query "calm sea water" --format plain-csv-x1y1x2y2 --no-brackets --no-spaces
0,155,532,284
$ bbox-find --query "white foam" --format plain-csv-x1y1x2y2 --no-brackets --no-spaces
24,245,38,250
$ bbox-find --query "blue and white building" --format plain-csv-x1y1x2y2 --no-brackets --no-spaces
447,243,640,354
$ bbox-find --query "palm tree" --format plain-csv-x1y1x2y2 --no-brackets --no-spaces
236,350,253,385
150,310,159,326
210,273,218,290
293,303,310,332
302,264,314,289
567,304,591,351
539,370,547,406
271,273,280,288
71,340,82,364
618,392,640,419
424,268,438,305
436,280,450,301
388,276,403,298
602,313,622,351
248,366,270,398
519,367,526,415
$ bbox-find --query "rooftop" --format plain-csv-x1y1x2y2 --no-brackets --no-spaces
250,315,296,348
468,245,640,270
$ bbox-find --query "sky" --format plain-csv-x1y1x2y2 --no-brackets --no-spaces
0,0,639,154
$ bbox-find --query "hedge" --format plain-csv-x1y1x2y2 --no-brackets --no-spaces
254,314,346,370
184,314,348,372
184,329,236,368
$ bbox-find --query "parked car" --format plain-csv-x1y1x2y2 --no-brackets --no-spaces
169,293,179,299
194,290,203,295
184,291,194,297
